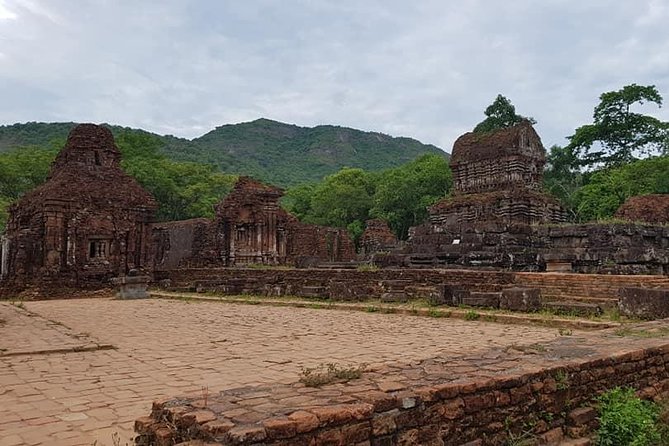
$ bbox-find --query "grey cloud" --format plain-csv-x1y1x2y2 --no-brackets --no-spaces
0,0,668,152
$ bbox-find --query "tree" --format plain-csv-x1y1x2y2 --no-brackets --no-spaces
573,155,669,221
473,94,535,133
543,145,583,220
306,168,376,241
371,154,451,239
568,84,669,167
117,134,237,221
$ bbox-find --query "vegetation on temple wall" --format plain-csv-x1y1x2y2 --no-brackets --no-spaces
473,94,535,133
595,387,668,446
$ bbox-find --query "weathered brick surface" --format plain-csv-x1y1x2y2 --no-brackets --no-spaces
500,287,541,312
408,222,669,273
360,219,398,258
615,194,669,224
135,320,669,445
619,287,669,320
0,124,157,294
157,267,514,301
150,177,355,269
3,297,562,445
159,268,669,314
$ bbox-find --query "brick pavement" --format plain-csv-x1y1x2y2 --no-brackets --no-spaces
0,298,568,445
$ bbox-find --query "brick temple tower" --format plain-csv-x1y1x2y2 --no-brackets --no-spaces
0,124,157,291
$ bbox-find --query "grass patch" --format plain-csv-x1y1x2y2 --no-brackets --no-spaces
464,310,480,321
554,370,570,390
356,263,379,272
10,300,25,309
428,309,448,318
614,326,669,338
299,363,366,387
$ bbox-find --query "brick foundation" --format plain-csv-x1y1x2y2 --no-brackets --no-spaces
157,268,669,310
135,321,669,445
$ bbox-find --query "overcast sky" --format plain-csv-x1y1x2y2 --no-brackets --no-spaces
1,0,668,152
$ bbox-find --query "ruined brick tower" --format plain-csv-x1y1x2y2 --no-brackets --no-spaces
429,120,566,227
0,124,157,290
407,121,566,269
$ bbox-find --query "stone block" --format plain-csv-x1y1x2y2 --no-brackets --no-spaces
449,288,470,306
546,261,573,273
500,288,541,312
113,272,150,299
405,286,440,303
381,292,407,303
462,292,500,308
618,287,669,320
567,407,596,426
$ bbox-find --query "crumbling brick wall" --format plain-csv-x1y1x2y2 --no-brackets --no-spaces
360,219,398,258
615,194,669,224
151,177,356,269
449,120,545,195
404,123,573,270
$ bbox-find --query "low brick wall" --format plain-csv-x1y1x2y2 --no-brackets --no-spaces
155,268,669,311
135,322,669,445
157,268,515,301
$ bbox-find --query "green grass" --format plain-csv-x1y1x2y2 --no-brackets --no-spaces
356,263,379,272
464,310,480,321
554,370,570,390
614,326,669,338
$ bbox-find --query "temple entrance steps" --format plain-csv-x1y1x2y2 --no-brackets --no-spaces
514,272,669,308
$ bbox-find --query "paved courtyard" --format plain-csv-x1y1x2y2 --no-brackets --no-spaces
0,297,569,445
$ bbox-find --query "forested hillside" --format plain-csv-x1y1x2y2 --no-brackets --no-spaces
0,119,447,186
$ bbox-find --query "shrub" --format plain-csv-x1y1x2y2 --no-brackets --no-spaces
595,387,662,446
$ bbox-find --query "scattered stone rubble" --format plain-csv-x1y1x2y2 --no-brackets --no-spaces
615,194,669,224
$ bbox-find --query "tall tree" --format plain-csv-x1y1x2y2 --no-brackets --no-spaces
473,94,535,133
573,155,669,221
568,84,669,167
371,154,451,239
543,145,583,220
306,168,376,243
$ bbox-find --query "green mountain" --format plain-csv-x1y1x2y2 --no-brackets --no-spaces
0,119,447,186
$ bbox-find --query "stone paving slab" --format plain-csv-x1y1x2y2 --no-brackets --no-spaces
0,297,575,445
140,321,669,445
152,290,621,330
0,303,112,357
